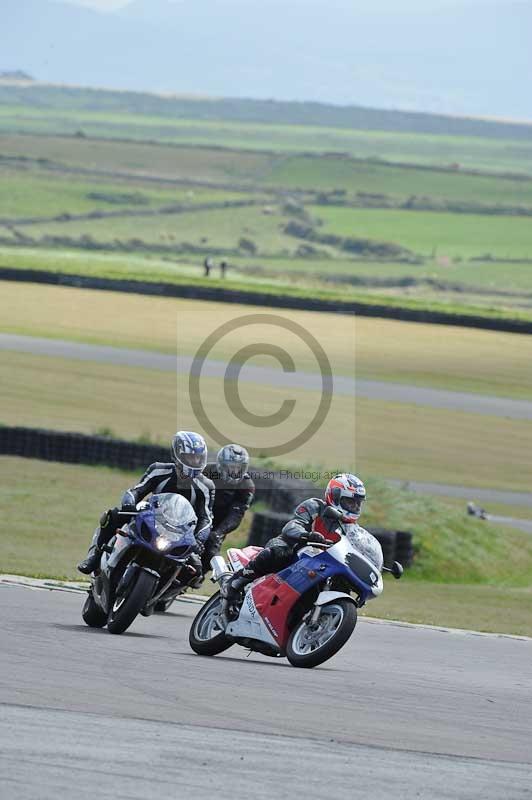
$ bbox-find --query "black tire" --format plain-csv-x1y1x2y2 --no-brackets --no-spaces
189,592,232,656
286,599,357,669
107,569,158,634
82,591,107,628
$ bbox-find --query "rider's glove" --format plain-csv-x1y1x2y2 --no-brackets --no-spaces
121,502,136,513
194,540,205,556
100,507,120,528
307,532,327,545
211,529,225,547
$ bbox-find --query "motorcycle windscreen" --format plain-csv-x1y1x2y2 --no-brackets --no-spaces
145,493,198,548
344,526,383,571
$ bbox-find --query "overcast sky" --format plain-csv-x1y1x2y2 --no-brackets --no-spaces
63,0,518,9
64,0,129,9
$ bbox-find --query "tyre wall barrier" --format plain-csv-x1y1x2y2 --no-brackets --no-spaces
1,266,531,333
0,426,315,514
248,511,413,567
0,425,168,470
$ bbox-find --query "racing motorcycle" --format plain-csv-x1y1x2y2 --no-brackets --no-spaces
189,507,403,668
81,493,201,634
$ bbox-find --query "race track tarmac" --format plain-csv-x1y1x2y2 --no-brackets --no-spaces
1,585,531,800
2,333,532,421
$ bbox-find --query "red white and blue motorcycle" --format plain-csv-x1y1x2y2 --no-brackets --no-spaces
189,508,402,668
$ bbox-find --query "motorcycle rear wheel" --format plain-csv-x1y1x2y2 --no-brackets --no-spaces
82,591,107,628
107,570,158,634
286,600,357,668
189,592,232,656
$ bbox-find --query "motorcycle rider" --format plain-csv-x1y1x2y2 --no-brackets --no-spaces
77,431,214,582
223,473,366,604
202,444,255,572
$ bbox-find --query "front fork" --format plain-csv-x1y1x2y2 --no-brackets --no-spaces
309,577,333,624
143,565,181,609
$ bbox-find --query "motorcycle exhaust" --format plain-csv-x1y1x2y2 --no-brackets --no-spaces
210,556,230,582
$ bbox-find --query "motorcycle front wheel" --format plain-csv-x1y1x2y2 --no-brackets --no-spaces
286,600,357,668
189,592,232,656
107,569,158,634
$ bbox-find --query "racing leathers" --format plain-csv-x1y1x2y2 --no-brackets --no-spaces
78,462,214,575
201,463,255,571
224,497,336,600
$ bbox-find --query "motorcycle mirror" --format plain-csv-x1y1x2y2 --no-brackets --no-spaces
391,561,403,579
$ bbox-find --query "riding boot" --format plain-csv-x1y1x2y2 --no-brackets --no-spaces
77,521,110,575
221,567,255,605
77,544,102,575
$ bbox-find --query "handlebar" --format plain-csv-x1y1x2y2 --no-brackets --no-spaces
298,538,333,549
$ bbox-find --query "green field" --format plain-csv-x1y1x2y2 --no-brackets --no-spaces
313,206,532,260
2,457,531,635
2,102,532,174
3,122,532,320
9,196,532,262
0,164,246,219
7,205,297,256
264,155,532,206
4,132,532,207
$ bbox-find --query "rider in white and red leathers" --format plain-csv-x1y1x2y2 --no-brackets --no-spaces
224,473,366,601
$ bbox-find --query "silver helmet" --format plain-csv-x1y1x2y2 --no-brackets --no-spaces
171,431,208,480
216,444,249,485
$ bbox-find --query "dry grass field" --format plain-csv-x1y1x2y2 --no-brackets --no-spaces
2,281,532,399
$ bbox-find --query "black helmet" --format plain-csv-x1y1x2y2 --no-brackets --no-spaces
216,443,249,484
171,431,208,480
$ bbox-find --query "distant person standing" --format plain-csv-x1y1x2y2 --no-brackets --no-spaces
220,260,228,279
204,257,213,277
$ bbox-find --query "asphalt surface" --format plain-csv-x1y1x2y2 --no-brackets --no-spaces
1,585,532,800
3,333,532,420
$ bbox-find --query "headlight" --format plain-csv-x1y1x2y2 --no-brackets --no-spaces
155,536,173,551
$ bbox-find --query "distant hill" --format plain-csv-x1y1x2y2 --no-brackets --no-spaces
3,0,532,121
1,82,532,143
0,70,34,81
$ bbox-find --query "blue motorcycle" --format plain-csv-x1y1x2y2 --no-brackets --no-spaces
82,493,200,634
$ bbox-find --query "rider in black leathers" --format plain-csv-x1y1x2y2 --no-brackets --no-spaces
224,473,366,603
77,432,214,580
202,444,255,572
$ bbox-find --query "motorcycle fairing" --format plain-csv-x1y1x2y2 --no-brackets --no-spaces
226,581,279,648
226,545,263,571
94,531,133,611
285,546,382,602
131,510,198,562
250,575,300,648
